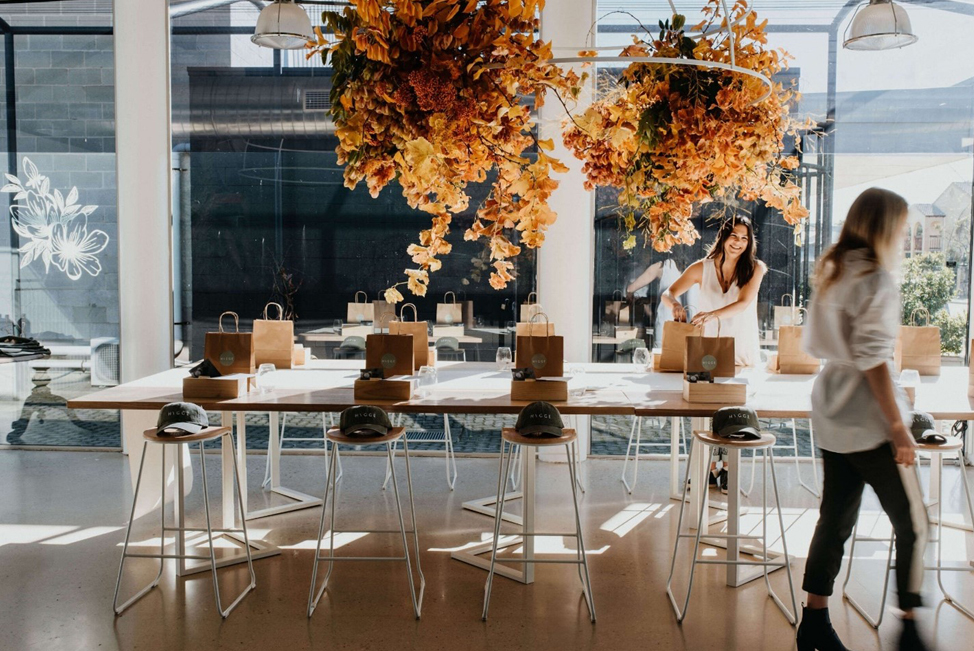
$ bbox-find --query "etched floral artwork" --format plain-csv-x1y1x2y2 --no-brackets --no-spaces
2,157,107,281
307,0,584,300
562,0,808,252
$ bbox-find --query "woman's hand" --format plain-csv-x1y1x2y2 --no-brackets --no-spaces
691,311,715,327
890,423,917,466
672,304,688,322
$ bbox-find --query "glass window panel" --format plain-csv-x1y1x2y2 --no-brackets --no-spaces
0,1,118,447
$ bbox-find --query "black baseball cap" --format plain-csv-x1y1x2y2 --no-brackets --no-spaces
156,402,209,436
340,405,392,437
910,411,936,441
712,406,761,441
515,401,564,438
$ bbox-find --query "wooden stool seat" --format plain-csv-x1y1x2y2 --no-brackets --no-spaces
916,436,963,452
502,427,577,447
326,426,404,445
693,429,776,450
143,425,232,444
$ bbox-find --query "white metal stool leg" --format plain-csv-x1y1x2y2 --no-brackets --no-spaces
383,413,457,491
622,417,642,493
931,448,974,621
113,441,164,614
567,440,596,621
309,432,424,619
668,436,796,624
842,514,896,628
483,439,515,620
114,435,255,618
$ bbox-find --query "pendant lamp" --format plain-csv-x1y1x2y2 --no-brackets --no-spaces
843,0,918,51
252,0,314,50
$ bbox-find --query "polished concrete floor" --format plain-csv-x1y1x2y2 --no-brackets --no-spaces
1,448,973,651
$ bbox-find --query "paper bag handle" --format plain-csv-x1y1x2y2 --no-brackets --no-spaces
444,291,457,304
526,291,538,305
262,302,284,320
780,293,795,308
910,307,932,326
218,311,240,333
611,289,624,301
374,312,398,333
529,312,551,340
400,303,418,322
354,291,367,304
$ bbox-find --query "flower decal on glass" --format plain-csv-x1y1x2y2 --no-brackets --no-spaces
2,157,107,280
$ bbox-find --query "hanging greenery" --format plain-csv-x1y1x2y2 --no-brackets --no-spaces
562,0,808,252
308,0,585,301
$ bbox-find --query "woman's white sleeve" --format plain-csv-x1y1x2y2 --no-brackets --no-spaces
848,274,900,372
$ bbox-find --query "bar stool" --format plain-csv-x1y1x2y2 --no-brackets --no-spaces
482,427,596,622
114,426,255,618
842,436,974,626
666,429,797,624
308,426,425,618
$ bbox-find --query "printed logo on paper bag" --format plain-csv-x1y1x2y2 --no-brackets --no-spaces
219,351,235,367
444,314,454,324
531,354,547,369
702,355,717,371
381,353,397,369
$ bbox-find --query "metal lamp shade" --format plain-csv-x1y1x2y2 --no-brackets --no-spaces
252,1,313,50
844,0,918,51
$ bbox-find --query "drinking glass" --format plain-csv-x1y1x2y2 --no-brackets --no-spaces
417,365,438,399
632,347,651,372
332,319,342,333
255,363,276,394
496,346,513,371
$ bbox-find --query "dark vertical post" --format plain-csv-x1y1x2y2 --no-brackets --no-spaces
1,19,20,319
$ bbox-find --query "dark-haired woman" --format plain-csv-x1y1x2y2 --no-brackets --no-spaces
660,216,765,367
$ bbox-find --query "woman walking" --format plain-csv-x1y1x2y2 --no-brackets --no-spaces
798,188,929,651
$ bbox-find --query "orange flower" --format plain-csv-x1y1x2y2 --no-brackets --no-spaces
311,0,583,301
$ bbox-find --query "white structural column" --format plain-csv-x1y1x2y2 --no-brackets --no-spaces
114,0,177,516
538,0,598,461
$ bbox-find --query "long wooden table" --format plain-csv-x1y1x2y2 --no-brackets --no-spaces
69,361,974,584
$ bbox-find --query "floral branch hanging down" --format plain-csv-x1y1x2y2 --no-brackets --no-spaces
562,0,808,252
307,0,585,301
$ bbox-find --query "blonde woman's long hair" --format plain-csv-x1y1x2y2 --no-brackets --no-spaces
814,188,908,295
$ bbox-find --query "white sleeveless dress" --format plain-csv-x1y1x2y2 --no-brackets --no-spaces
698,259,761,368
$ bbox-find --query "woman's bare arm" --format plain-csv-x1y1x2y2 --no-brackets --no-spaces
661,261,703,322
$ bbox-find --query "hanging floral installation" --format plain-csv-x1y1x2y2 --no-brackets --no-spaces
562,0,808,252
307,0,585,301
2,157,107,281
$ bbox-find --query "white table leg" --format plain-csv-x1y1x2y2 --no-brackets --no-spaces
523,442,536,584
268,412,281,489
725,447,742,587
670,416,682,500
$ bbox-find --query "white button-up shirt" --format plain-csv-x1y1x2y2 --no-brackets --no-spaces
803,249,911,454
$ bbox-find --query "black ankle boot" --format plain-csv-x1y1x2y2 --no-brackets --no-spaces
796,606,851,651
899,619,928,651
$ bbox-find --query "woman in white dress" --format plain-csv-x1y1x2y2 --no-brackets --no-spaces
660,215,765,367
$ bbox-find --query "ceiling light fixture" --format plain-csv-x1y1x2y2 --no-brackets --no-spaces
252,0,314,50
843,0,918,51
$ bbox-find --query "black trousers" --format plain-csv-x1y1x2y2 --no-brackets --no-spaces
802,443,927,610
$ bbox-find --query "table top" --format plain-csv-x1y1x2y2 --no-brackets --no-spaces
67,360,974,421
299,329,483,345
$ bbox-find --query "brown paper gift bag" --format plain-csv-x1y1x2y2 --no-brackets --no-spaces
895,308,941,376
684,319,736,378
365,334,414,378
372,290,396,329
658,319,703,372
436,291,463,325
516,322,564,379
204,311,255,375
515,312,555,336
347,290,374,324
519,291,544,323
388,303,428,370
253,302,293,369
774,293,798,331
778,323,820,374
